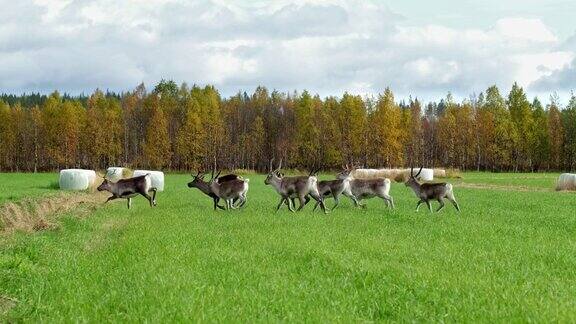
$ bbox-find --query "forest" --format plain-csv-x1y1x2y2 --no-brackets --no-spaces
0,80,575,172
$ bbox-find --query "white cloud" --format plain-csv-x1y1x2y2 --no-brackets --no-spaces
0,0,574,100
494,18,557,43
530,33,576,94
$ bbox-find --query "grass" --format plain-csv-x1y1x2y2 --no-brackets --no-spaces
460,172,561,189
0,173,59,204
1,172,575,322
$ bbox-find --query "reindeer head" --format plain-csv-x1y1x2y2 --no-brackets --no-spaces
187,171,206,188
405,166,423,187
265,159,282,185
336,164,353,180
97,177,112,192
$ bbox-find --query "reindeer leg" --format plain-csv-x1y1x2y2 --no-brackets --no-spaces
343,192,359,208
141,192,154,207
214,197,226,210
313,200,320,211
425,200,433,213
311,192,327,214
287,197,296,213
319,198,328,214
415,200,423,212
105,196,117,203
447,193,460,212
332,192,340,210
127,197,132,209
231,199,239,210
296,194,306,211
452,199,461,212
238,194,247,208
213,198,220,210
234,197,244,209
384,195,395,209
149,188,157,206
276,197,286,212
436,198,445,212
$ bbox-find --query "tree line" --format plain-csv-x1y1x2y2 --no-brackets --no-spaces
1,81,575,173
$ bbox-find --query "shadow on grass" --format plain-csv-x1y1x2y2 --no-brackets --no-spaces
39,181,60,190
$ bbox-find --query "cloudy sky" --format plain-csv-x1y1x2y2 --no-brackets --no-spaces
1,0,575,102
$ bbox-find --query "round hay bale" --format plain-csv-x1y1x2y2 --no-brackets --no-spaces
106,167,125,183
351,169,378,179
394,172,409,183
433,169,447,178
556,173,576,191
133,170,165,191
59,169,97,191
353,169,401,180
402,168,434,181
418,168,434,181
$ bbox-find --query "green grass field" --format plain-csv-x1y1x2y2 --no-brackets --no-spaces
1,172,575,322
0,173,59,204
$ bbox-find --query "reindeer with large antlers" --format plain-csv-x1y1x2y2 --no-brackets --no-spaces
264,159,327,213
187,171,241,210
405,166,460,213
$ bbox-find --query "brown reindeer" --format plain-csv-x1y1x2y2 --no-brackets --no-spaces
264,160,327,213
97,174,157,209
312,174,355,211
405,167,460,212
187,171,243,210
336,165,394,209
208,170,249,210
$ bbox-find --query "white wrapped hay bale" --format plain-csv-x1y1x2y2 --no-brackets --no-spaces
59,169,97,191
556,173,576,191
399,168,434,181
133,170,165,191
417,168,434,181
106,167,126,183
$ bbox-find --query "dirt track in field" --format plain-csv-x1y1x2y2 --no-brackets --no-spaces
454,182,553,192
0,191,108,234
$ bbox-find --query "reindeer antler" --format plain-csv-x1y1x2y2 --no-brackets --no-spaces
415,167,423,178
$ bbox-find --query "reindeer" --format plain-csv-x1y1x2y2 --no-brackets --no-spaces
336,165,394,209
209,170,249,210
97,174,157,209
264,160,327,213
405,167,460,213
187,171,242,210
311,175,354,211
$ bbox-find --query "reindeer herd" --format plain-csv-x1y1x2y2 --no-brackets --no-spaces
97,161,460,213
